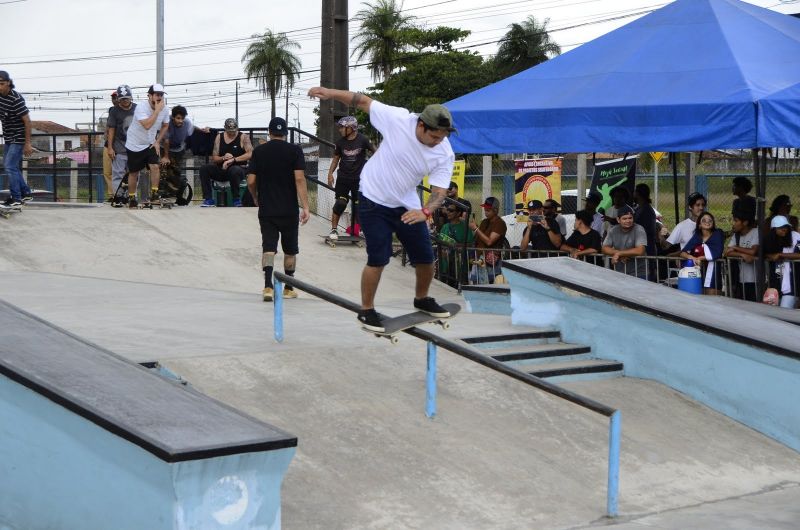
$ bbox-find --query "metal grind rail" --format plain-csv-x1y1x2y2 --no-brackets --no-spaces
271,271,621,517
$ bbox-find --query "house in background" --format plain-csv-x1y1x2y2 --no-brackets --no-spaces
30,121,82,152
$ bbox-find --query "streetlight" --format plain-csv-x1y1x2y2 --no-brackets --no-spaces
290,103,300,131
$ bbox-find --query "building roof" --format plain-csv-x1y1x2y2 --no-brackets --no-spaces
30,121,78,134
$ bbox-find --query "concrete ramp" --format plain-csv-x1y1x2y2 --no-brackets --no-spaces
1,207,799,528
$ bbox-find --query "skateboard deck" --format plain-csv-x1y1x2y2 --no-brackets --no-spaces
141,197,176,209
0,205,22,219
366,303,461,343
320,234,365,248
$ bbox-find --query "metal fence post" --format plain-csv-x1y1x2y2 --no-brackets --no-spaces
607,410,621,517
274,279,284,343
426,341,437,418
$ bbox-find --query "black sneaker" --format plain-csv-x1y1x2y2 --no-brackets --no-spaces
358,309,385,332
413,297,450,318
128,196,138,209
21,195,33,203
2,197,21,207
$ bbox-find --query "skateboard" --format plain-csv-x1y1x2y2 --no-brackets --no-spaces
366,303,461,344
0,205,22,219
141,196,176,209
320,234,365,248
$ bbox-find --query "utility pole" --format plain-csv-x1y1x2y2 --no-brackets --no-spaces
87,96,103,132
319,0,349,157
156,0,164,84
235,82,239,123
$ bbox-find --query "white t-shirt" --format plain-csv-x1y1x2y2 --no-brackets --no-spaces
667,218,697,248
125,102,170,152
778,232,800,294
360,101,455,210
727,227,759,283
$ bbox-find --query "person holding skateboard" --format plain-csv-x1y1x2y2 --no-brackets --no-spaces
308,87,455,332
326,115,375,240
247,117,310,302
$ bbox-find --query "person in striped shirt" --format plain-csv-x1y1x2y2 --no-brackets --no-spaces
0,70,33,207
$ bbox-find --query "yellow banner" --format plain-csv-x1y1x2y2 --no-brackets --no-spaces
514,158,562,212
423,160,465,202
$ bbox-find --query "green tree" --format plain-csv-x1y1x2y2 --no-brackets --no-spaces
494,16,560,79
352,0,415,83
242,30,302,118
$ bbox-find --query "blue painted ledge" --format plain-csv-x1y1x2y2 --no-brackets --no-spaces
502,258,800,453
0,300,296,530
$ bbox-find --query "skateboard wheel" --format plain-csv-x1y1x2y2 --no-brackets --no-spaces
441,321,450,330
390,336,399,345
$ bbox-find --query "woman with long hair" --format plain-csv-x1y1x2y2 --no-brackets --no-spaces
680,212,725,295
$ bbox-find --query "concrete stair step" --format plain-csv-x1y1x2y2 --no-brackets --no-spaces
460,330,562,349
484,342,591,362
520,359,624,379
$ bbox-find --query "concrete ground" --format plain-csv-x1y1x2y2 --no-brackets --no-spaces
2,205,799,529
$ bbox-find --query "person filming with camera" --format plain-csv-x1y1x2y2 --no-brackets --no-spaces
519,199,562,253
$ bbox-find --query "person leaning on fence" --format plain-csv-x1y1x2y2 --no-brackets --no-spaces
307,86,455,333
724,210,760,302
326,115,375,240
544,198,567,237
199,118,253,207
765,195,792,236
680,212,725,295
602,205,648,279
0,70,33,207
433,181,459,233
585,191,606,236
763,215,800,308
665,192,706,253
561,209,602,260
520,199,562,253
469,196,508,283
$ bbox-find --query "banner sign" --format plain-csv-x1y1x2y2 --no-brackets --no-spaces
589,156,637,212
423,160,465,203
514,158,562,211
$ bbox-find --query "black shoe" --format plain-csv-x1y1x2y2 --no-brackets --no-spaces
21,195,33,203
358,309,385,332
413,297,450,318
128,196,138,209
2,197,21,207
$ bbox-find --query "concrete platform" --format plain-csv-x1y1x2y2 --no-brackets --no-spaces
1,206,799,528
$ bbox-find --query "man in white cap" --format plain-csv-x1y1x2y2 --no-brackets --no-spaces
308,86,455,332
124,83,170,208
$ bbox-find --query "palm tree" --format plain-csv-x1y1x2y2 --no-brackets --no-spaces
242,30,302,118
494,16,561,79
352,0,415,83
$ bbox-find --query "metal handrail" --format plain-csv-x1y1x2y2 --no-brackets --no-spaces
271,271,621,516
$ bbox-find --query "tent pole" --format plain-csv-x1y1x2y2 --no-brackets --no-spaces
671,153,680,226
754,148,766,299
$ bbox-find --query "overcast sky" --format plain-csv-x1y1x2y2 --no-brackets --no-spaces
1,0,797,135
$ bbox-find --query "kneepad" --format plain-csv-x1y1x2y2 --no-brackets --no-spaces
332,196,349,216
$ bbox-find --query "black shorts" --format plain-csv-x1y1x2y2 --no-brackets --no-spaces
126,146,159,173
259,215,299,255
334,178,359,202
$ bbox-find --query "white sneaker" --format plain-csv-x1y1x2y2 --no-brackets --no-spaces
328,229,339,241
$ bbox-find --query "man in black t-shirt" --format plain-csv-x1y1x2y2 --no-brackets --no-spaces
561,210,602,260
326,116,375,240
519,199,562,253
247,117,310,302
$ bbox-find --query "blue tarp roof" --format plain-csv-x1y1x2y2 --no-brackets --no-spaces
446,0,800,153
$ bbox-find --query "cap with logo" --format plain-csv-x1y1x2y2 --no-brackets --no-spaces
480,196,500,210
527,199,543,209
224,118,238,131
771,215,791,229
116,85,132,99
269,117,287,136
336,116,358,129
148,83,167,95
418,104,457,133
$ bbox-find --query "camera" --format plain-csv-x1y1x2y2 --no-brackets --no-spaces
530,214,543,222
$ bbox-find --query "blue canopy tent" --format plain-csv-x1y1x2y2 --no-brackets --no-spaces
446,0,800,154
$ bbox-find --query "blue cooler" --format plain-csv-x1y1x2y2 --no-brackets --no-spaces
677,276,703,294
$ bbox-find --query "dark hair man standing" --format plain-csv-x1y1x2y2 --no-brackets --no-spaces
0,71,33,207
247,117,310,302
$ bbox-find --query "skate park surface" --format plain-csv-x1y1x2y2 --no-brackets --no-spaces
1,204,799,529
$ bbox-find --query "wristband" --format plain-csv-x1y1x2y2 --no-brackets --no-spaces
421,207,431,217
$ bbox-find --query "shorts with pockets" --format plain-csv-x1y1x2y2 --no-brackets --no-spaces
358,192,433,267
